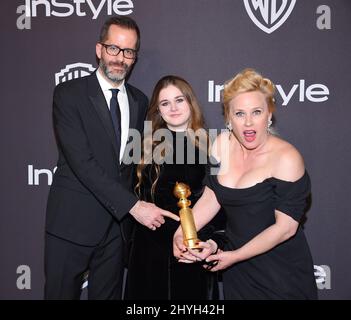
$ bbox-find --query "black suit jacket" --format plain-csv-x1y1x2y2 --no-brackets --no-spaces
46,72,148,246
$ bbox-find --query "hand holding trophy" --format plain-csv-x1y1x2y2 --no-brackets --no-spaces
173,182,201,250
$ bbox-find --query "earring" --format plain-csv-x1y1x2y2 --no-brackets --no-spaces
226,122,232,131
267,119,272,131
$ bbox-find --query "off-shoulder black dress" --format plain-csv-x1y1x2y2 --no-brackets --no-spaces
205,170,317,300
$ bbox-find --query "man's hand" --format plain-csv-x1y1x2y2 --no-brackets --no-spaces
130,200,179,230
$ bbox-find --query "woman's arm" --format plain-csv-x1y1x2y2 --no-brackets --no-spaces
173,132,229,261
173,186,221,260
203,209,299,271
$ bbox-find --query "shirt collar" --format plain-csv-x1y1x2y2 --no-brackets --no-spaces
96,68,126,94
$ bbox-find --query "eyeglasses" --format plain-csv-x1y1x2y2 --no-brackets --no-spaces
100,43,137,59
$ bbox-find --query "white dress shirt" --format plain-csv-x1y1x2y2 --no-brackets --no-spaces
96,69,130,162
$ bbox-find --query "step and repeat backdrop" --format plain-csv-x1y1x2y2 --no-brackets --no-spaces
1,0,350,299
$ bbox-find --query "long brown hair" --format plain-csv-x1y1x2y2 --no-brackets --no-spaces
135,75,207,199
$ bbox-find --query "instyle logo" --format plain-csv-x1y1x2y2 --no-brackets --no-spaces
208,79,329,106
17,0,135,30
55,62,95,85
28,165,56,186
314,265,331,290
244,0,296,34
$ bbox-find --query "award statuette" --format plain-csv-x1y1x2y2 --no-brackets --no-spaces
173,182,201,250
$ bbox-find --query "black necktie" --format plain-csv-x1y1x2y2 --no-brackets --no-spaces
109,89,121,158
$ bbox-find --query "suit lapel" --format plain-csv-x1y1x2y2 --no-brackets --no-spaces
120,85,142,166
126,84,140,132
87,72,120,160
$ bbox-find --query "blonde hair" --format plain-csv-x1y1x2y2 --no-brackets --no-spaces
223,68,276,123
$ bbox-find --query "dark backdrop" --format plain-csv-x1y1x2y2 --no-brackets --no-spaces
1,0,350,299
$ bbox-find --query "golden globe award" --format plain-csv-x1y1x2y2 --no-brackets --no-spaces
173,182,201,249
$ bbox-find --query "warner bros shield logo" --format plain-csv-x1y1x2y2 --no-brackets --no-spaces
244,0,296,34
55,62,96,85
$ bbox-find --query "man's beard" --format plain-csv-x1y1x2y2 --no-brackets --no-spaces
99,58,131,83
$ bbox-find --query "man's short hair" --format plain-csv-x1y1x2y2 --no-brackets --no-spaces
99,16,140,51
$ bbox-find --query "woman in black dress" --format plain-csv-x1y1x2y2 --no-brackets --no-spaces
173,69,318,300
125,75,225,300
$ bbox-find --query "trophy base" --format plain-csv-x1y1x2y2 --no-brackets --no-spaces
184,238,202,251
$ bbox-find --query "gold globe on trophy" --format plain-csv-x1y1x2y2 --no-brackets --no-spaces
173,182,201,250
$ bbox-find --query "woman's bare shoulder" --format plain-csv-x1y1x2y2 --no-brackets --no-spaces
270,136,305,181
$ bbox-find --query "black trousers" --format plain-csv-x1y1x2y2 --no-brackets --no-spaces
44,228,124,300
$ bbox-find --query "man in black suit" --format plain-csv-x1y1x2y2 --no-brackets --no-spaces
44,16,179,300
